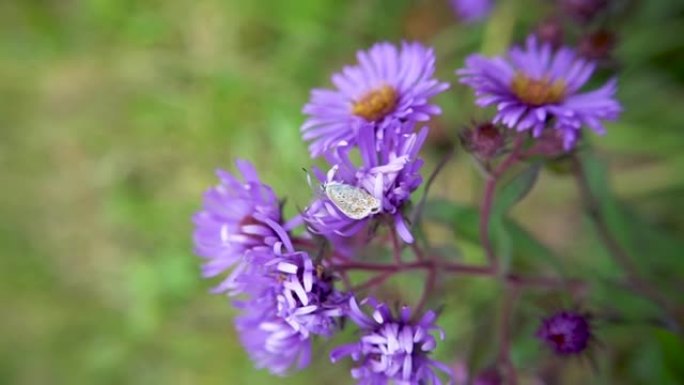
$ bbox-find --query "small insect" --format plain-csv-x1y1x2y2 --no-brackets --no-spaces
303,166,382,220
323,181,382,220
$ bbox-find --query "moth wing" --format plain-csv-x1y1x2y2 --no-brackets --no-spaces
326,184,378,220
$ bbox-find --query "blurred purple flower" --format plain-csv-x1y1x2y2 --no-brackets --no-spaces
536,310,592,356
330,297,453,385
450,0,493,23
534,18,565,49
193,159,294,295
304,122,427,243
301,41,449,157
235,248,347,375
561,0,609,23
457,36,621,149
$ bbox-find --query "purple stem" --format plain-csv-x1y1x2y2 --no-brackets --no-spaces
498,287,520,385
388,223,403,265
413,267,437,318
333,259,580,290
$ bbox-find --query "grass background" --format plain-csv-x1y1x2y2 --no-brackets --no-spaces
1,0,683,384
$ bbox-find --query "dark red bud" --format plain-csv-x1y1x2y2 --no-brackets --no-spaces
578,29,617,61
459,122,505,159
535,18,565,49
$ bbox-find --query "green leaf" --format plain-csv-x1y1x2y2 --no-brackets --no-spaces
492,162,543,217
577,150,628,242
577,149,684,283
657,329,684,381
423,200,563,271
491,162,543,269
423,200,480,242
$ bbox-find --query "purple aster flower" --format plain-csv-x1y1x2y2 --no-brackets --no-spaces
235,247,347,375
330,297,453,385
457,36,621,149
450,0,493,23
304,122,427,243
536,310,592,356
301,41,449,157
193,159,294,295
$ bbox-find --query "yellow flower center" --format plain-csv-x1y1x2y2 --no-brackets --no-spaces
351,85,399,121
511,73,566,106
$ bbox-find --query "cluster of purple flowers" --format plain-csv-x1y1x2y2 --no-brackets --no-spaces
301,42,449,244
193,41,455,382
193,161,348,375
193,28,617,382
191,156,450,379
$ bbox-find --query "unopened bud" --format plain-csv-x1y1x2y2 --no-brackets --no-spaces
459,122,505,159
535,18,565,49
578,29,617,61
536,310,593,356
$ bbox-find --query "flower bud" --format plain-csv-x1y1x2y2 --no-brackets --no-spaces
535,18,565,49
536,310,593,356
578,29,617,61
459,122,505,159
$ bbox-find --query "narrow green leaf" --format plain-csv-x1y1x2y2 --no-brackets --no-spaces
493,162,543,217
491,162,542,268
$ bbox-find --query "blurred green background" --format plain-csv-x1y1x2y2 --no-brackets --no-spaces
1,0,683,384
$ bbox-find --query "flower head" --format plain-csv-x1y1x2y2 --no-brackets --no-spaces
193,159,292,295
235,247,347,375
331,297,453,385
457,36,621,149
304,122,427,243
450,0,493,23
536,310,592,356
302,41,449,157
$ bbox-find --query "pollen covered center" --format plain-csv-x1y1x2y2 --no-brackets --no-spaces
352,85,399,121
511,73,566,106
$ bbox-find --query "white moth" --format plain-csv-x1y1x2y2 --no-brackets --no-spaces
323,181,381,220
304,166,382,220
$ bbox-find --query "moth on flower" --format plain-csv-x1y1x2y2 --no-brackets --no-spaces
324,182,382,220
303,122,427,243
305,165,382,221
